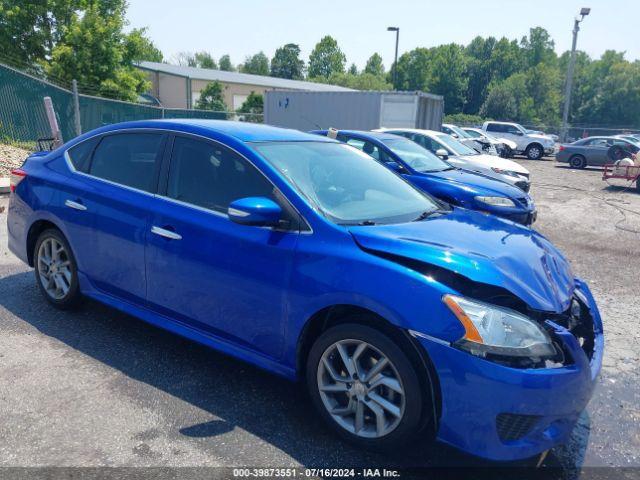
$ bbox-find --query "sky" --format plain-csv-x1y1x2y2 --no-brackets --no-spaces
126,0,639,69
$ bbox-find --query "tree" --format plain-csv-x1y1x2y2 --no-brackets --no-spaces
219,54,234,71
46,1,150,101
427,44,468,113
123,28,163,63
0,0,84,66
314,72,392,90
394,48,431,91
521,27,557,69
173,51,217,69
174,51,197,67
525,62,561,124
194,51,217,69
364,53,385,77
348,63,358,75
270,43,304,79
308,36,346,78
480,73,533,122
237,91,263,122
241,52,269,75
464,36,496,114
195,80,227,111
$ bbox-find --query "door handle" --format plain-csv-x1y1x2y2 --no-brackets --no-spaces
151,226,182,240
65,199,87,211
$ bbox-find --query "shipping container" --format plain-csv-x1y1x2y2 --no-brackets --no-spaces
264,90,444,132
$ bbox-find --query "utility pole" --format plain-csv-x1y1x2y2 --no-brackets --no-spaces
387,27,399,90
72,79,82,136
561,7,590,142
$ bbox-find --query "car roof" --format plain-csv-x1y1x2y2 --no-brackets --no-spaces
315,129,402,142
96,119,336,143
379,127,445,138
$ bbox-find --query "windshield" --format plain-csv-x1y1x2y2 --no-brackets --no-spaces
448,125,472,139
464,129,482,138
380,138,452,173
254,142,439,225
435,134,479,156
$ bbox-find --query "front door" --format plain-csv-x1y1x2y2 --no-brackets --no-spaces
145,135,299,359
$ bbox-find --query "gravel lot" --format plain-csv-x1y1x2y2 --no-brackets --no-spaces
0,158,639,474
0,144,31,177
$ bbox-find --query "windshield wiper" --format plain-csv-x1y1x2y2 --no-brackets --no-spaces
357,220,377,226
412,209,440,222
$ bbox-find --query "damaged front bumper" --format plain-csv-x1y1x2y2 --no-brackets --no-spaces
416,278,603,461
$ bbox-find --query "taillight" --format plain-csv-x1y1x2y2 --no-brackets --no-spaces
9,169,27,193
558,145,565,152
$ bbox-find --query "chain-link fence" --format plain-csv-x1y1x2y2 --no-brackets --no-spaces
0,63,263,150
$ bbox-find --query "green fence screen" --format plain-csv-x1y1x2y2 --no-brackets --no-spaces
0,63,257,148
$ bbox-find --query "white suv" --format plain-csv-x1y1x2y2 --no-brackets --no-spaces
482,121,555,160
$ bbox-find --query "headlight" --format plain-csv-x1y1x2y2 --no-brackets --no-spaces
491,167,521,178
443,295,556,359
475,195,515,207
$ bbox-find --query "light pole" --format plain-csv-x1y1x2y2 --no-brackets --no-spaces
561,7,590,142
387,27,399,90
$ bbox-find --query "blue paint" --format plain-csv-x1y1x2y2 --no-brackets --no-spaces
7,120,602,461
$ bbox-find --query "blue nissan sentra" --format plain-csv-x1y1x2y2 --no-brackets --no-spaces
312,130,536,226
8,120,602,461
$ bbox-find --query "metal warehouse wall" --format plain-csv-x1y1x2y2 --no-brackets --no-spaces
264,91,444,132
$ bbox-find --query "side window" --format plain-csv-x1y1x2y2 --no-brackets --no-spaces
167,136,276,214
89,133,164,192
415,135,439,153
505,125,521,135
486,123,500,133
67,136,100,173
345,137,389,164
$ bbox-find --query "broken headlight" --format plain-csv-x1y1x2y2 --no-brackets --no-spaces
443,295,556,359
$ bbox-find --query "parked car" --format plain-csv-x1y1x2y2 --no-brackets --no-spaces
313,129,536,225
557,136,640,168
8,119,603,461
378,128,531,192
526,129,559,143
441,123,490,154
462,127,518,158
482,121,556,160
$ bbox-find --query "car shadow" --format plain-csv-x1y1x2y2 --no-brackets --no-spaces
0,271,587,474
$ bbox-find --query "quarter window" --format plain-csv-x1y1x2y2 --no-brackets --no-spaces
167,136,276,213
89,133,164,192
67,136,100,173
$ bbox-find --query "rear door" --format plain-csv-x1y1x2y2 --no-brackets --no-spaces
57,131,166,303
144,134,300,359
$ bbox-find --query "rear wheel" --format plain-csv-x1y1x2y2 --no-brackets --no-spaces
306,323,424,450
34,229,81,309
569,155,587,169
525,143,544,160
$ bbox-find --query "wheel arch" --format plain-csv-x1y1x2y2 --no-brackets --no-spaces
26,219,65,267
295,303,442,436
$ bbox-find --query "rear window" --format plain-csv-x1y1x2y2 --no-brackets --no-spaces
89,133,164,192
66,137,100,173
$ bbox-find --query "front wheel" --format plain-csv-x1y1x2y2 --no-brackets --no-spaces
306,323,424,450
569,155,587,169
525,143,544,160
34,228,82,309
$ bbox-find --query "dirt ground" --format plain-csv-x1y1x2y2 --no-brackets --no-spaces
520,159,640,468
0,157,638,474
0,143,31,177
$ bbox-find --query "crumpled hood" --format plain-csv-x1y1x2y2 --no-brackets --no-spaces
349,209,574,313
460,154,530,175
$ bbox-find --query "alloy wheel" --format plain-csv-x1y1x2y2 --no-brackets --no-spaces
317,339,405,438
37,237,72,300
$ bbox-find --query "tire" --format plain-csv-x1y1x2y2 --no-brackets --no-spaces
33,228,82,309
525,143,544,160
306,322,424,451
569,155,587,169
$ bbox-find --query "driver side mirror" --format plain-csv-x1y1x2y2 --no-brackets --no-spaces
435,148,449,159
228,197,282,227
514,131,524,136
